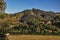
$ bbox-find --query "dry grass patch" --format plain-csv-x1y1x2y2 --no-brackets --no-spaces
8,35,60,40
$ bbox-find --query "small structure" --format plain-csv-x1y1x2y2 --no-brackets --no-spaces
5,33,10,40
5,33,10,36
39,19,52,25
47,21,52,25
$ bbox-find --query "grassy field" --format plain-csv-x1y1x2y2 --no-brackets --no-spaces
9,35,60,40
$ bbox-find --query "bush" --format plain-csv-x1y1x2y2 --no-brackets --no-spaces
0,13,7,19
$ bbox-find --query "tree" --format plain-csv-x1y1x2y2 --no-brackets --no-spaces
0,0,6,13
39,24,48,35
1,21,11,34
0,13,7,19
0,26,9,40
54,15,60,22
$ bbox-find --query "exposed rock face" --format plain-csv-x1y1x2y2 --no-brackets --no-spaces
0,0,6,13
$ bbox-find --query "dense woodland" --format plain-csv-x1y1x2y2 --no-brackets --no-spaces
0,8,60,35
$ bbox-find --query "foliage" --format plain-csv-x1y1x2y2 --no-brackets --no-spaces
0,13,7,19
0,8,60,35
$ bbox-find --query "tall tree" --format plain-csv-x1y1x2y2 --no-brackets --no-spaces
0,0,6,13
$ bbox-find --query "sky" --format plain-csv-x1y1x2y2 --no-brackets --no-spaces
5,0,60,13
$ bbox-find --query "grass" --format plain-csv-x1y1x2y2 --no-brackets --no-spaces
8,35,60,40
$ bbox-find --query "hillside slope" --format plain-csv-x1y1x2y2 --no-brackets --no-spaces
0,8,60,35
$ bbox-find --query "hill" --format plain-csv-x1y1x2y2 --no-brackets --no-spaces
0,8,60,35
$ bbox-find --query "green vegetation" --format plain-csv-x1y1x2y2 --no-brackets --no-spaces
0,8,60,40
0,13,7,19
0,1,60,40
0,0,6,13
0,8,60,36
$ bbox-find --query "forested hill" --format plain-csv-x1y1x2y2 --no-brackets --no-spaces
0,8,60,35
0,8,58,25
